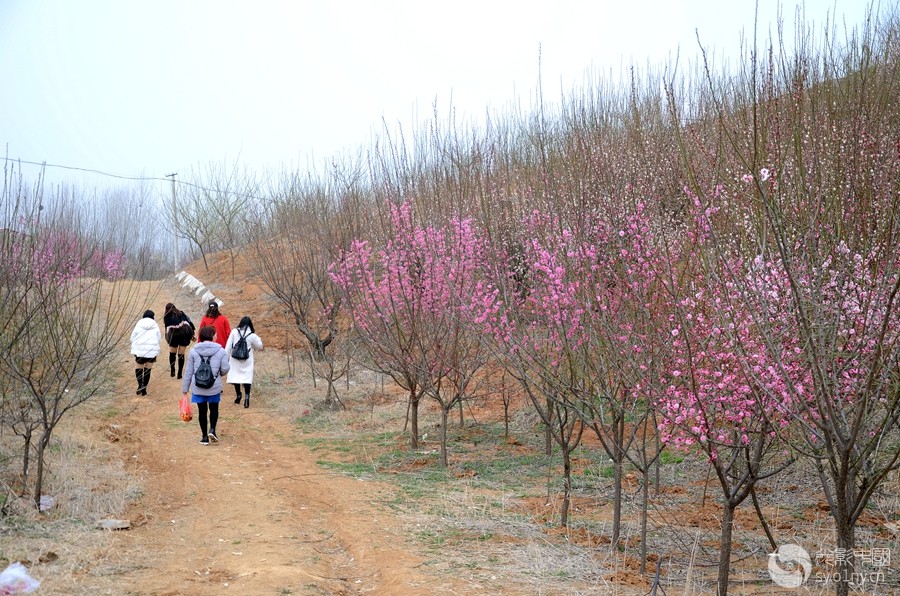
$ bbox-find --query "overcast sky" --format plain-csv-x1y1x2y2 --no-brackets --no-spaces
0,0,878,190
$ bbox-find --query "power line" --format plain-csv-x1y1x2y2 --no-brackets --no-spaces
4,157,269,201
7,157,169,182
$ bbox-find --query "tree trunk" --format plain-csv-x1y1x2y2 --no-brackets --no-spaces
503,398,510,439
308,350,317,388
834,519,856,596
320,372,341,410
409,391,420,450
501,377,510,439
640,466,650,574
560,446,572,526
21,428,32,486
312,339,326,361
439,406,450,467
544,397,553,455
751,486,777,551
612,453,623,548
716,502,736,596
31,433,49,510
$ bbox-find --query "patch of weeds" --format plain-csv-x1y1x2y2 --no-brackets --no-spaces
301,434,390,459
301,437,332,452
294,414,320,432
460,452,556,488
417,529,444,546
388,467,451,500
316,460,374,476
660,450,685,465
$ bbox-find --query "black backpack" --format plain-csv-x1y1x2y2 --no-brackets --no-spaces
231,329,251,360
194,354,216,389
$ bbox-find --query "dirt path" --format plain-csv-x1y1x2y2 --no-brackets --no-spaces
111,354,437,595
105,285,465,595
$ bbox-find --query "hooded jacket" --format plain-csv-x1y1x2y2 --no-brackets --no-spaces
181,341,231,396
130,317,162,358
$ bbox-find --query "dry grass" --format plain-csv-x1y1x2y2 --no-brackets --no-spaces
3,350,899,595
0,395,146,595
2,275,898,594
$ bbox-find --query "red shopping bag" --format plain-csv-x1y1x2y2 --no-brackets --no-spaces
179,394,193,422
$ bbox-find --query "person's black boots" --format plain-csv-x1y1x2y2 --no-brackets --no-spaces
244,388,250,408
169,353,176,377
177,354,185,379
135,369,143,395
234,389,242,404
141,369,151,396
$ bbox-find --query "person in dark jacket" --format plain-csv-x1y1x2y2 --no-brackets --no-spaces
164,302,195,379
181,325,230,445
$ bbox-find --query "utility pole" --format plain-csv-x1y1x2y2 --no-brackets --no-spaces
166,172,178,268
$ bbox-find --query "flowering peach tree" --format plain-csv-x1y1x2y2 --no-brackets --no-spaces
331,201,491,465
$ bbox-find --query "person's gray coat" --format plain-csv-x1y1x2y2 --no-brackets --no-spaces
181,341,230,396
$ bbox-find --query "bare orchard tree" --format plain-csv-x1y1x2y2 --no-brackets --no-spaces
0,167,148,508
0,279,144,508
252,169,358,409
84,182,171,278
174,159,261,274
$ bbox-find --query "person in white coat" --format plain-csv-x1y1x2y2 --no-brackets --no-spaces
129,309,162,396
224,316,263,408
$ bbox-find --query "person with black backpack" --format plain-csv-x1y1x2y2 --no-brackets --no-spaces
224,316,264,408
181,325,230,445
